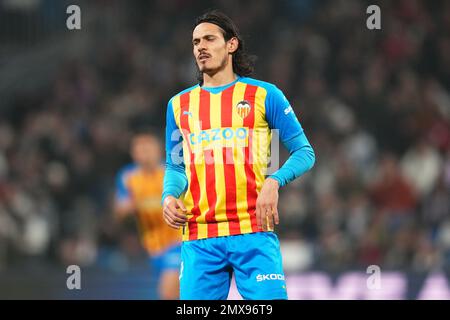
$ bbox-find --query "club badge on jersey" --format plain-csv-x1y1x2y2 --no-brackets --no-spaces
236,100,252,119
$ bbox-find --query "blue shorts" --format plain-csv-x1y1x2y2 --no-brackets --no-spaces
180,232,288,300
149,243,182,277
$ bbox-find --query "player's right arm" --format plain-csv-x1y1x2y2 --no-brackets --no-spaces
114,168,136,221
162,99,189,229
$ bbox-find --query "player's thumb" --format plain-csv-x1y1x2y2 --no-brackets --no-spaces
176,199,187,213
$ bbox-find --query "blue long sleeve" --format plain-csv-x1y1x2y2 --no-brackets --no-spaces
163,162,188,202
268,133,315,187
247,80,315,187
162,100,188,203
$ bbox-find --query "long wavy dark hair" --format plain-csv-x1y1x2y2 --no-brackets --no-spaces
194,10,256,85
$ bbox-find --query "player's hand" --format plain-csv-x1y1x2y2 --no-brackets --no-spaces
114,199,136,221
256,177,280,231
162,195,188,229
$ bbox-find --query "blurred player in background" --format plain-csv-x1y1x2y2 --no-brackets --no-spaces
162,10,315,299
115,131,181,300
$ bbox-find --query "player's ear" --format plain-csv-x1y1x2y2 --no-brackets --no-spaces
228,37,238,54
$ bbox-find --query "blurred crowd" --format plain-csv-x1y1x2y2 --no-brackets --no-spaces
0,0,449,273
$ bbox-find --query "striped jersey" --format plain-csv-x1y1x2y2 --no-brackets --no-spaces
165,77,304,241
116,165,181,255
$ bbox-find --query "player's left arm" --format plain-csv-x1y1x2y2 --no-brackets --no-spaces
256,86,315,230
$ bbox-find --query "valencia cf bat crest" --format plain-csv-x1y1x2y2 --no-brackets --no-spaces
236,100,251,119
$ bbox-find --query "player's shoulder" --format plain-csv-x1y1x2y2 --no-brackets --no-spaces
117,163,139,179
168,84,200,105
238,77,281,94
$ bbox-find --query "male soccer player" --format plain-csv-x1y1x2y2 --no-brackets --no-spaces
115,132,181,300
162,10,315,300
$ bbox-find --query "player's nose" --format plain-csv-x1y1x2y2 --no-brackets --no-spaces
197,39,207,51
197,46,206,55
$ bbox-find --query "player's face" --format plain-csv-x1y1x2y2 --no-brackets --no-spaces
131,135,161,168
192,22,234,76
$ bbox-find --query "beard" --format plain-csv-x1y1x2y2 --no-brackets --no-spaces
197,54,229,76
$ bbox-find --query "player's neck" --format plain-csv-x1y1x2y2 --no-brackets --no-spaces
202,68,237,88
140,164,157,174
